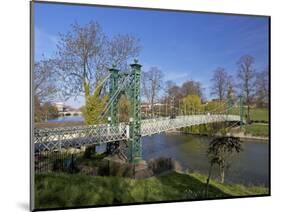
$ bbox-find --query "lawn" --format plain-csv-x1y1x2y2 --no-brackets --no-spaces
35,171,268,209
244,123,269,137
249,108,269,122
229,107,269,122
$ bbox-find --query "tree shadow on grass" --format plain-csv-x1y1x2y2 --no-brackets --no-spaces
156,172,230,200
34,171,230,209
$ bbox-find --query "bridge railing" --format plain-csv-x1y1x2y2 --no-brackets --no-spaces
34,123,129,152
34,114,242,152
140,114,241,136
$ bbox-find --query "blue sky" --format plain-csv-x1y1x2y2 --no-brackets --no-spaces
34,2,269,108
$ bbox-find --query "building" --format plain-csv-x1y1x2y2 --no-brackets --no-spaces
54,102,65,112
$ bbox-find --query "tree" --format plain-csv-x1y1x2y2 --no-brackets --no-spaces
206,136,243,193
237,55,255,123
34,95,44,122
55,21,140,124
226,75,236,107
163,80,204,113
82,84,108,125
181,95,203,114
34,59,59,122
210,67,230,101
34,58,58,102
118,95,130,122
166,84,182,104
107,34,140,72
181,80,204,99
141,67,164,117
41,102,59,120
164,80,176,98
255,69,269,108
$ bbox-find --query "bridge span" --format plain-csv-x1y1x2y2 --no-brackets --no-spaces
34,114,242,152
33,60,245,162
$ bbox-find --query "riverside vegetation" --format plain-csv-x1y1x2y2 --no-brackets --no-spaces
35,150,268,209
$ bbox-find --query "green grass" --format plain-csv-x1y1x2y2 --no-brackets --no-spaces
229,107,269,122
35,172,268,209
249,108,269,122
191,173,268,196
244,123,269,137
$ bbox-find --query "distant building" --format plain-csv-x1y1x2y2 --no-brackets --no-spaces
54,102,65,112
141,103,151,110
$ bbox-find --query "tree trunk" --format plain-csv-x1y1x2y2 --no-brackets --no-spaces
151,99,154,117
205,164,213,198
220,167,225,183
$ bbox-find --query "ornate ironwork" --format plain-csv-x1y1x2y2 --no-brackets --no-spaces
34,115,241,152
34,123,129,152
128,62,142,163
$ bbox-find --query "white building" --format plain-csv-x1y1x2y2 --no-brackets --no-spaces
54,102,65,112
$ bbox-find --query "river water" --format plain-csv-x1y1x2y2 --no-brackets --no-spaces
142,133,269,186
48,116,84,122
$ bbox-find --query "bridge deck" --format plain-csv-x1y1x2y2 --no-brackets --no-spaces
34,114,242,152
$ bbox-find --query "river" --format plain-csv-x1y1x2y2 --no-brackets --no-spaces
142,133,269,186
48,116,84,122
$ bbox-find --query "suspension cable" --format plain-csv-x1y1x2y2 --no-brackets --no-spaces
98,74,132,121
91,74,111,94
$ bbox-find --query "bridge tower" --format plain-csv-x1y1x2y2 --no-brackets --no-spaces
106,60,142,163
109,65,119,125
128,60,142,163
106,66,120,154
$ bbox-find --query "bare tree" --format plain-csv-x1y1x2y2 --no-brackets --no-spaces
107,34,141,71
56,21,107,99
166,84,182,101
226,75,237,106
164,80,176,98
210,67,229,101
141,67,164,116
181,80,204,99
34,58,58,102
255,69,269,108
237,55,255,122
56,21,140,101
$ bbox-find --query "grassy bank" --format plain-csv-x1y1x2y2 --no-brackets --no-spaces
35,121,84,128
35,171,268,209
244,123,269,137
229,107,269,122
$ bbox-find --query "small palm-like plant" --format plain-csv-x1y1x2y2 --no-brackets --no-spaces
205,136,243,197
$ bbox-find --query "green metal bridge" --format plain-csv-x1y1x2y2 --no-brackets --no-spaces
34,60,244,163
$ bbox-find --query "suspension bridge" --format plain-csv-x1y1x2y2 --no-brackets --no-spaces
34,60,244,163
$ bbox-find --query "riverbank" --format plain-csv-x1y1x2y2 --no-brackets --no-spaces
35,121,84,128
35,171,268,209
166,130,268,143
167,125,269,142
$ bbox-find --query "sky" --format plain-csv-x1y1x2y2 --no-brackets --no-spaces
34,2,269,108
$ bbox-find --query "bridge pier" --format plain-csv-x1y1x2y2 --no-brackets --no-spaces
133,160,151,179
84,144,97,159
106,141,120,155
